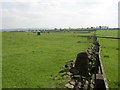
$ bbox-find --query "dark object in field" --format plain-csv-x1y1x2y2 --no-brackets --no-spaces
101,46,106,48
32,51,35,54
77,41,81,43
103,55,109,58
116,48,119,50
77,41,86,43
37,32,41,35
74,52,89,76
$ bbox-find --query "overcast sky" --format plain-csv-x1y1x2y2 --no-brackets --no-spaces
0,0,119,29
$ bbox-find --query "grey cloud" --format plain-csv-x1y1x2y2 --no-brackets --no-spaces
1,0,119,29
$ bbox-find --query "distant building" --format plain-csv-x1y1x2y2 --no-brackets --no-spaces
96,26,109,29
118,1,120,28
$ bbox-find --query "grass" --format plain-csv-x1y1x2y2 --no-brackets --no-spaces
2,30,119,88
99,38,118,88
96,30,118,88
2,32,90,88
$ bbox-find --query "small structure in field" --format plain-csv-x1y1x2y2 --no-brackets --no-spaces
37,31,41,35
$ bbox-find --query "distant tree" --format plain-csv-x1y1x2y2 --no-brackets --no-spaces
91,27,94,29
99,26,102,29
54,28,57,30
60,28,62,31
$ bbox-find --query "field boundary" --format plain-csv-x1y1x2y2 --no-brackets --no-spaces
59,35,109,89
75,35,120,39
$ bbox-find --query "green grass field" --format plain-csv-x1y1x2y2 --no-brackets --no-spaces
2,32,91,88
2,30,119,88
96,30,118,88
